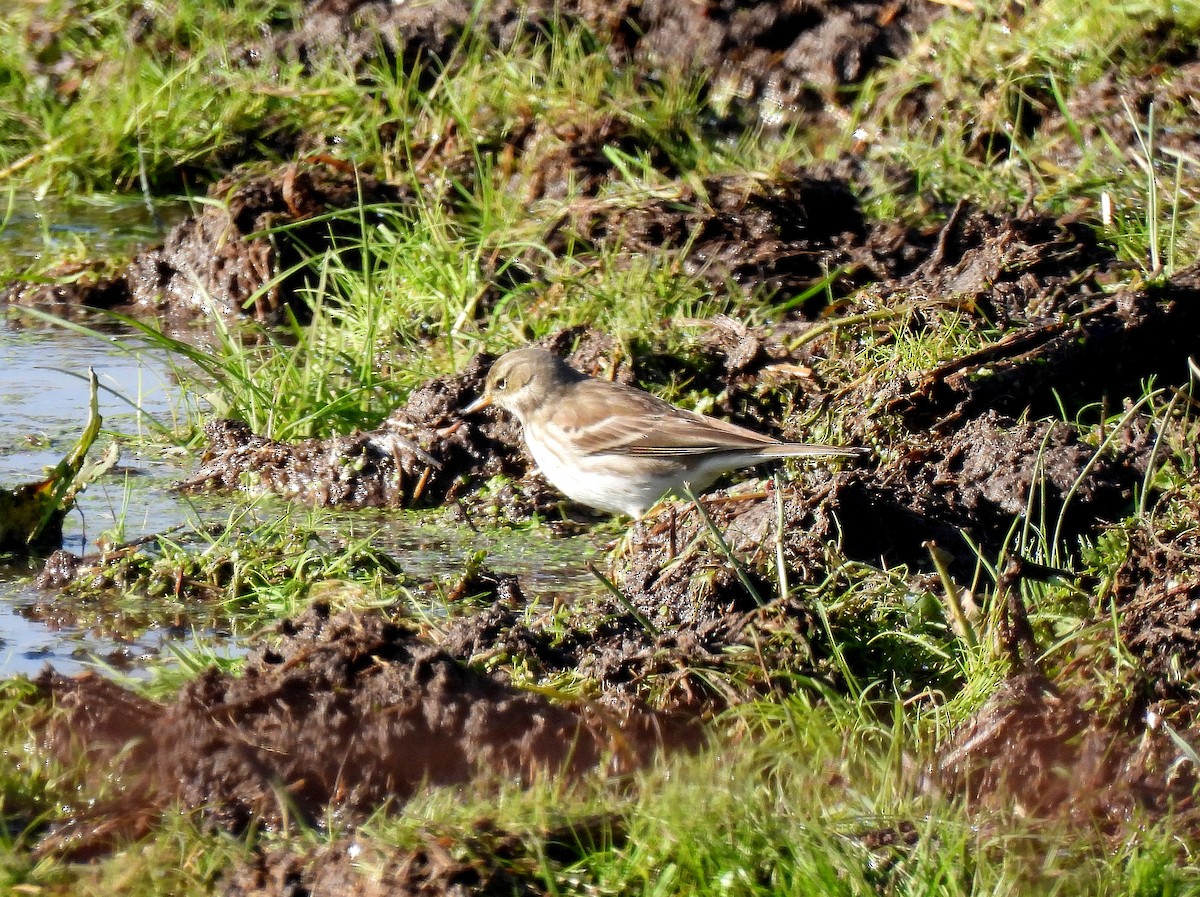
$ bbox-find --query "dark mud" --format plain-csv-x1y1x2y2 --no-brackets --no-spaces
935,672,1200,833
530,170,871,305
21,188,1198,867
885,266,1200,428
1114,491,1200,703
165,245,1184,716
221,816,621,897
4,159,409,324
436,557,822,712
267,0,935,130
150,205,1183,535
179,329,619,521
32,602,696,858
11,0,1200,872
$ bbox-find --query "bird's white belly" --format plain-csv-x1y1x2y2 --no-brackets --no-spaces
527,439,669,517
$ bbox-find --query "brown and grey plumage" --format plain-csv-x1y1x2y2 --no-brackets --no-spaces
464,347,862,518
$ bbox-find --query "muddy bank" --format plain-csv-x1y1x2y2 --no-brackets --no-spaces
4,159,409,325
32,602,697,857
178,333,570,516
884,266,1200,428
935,672,1200,834
170,228,1184,520
259,0,938,131
4,157,881,328
6,0,943,324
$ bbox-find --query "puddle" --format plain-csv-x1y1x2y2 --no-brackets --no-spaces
0,316,206,676
0,193,182,265
356,508,603,600
0,318,603,678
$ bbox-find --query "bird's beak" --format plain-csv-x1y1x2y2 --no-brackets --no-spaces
461,393,493,415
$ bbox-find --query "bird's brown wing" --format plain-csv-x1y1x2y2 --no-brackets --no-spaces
548,380,781,457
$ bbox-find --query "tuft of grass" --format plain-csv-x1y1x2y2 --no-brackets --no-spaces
850,0,1200,262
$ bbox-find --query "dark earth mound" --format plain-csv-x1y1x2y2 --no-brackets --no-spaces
10,0,1200,873
886,265,1200,428
267,0,938,131
32,602,697,858
936,672,1200,834
179,329,619,519
4,158,410,324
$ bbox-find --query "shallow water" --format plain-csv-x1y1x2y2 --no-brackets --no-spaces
0,193,180,263
0,316,205,676
0,316,601,678
0,194,602,677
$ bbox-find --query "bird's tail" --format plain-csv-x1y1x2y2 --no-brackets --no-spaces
763,443,867,460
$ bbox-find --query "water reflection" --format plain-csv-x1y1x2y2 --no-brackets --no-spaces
0,193,181,264
0,316,202,676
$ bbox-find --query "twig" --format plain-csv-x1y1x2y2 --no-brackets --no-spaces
788,305,920,352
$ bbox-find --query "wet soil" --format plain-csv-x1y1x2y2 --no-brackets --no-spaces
4,159,410,325
155,234,1196,850
43,204,1189,851
177,331,612,519
10,0,1200,874
32,602,697,858
935,672,1200,833
262,0,937,132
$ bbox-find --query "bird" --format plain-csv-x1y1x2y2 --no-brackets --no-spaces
463,347,862,518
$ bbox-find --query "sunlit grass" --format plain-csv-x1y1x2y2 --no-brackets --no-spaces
0,0,327,193
0,0,1199,891
850,0,1200,267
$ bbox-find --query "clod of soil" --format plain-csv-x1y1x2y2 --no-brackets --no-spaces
435,553,826,712
1114,509,1200,702
889,205,1120,328
935,672,1200,833
266,0,937,130
33,603,696,858
847,411,1149,562
886,259,1200,429
535,171,870,307
5,159,410,324
180,352,506,510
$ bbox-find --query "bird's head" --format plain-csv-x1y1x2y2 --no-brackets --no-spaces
462,348,582,423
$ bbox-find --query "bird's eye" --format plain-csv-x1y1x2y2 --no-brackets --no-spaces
495,377,507,391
